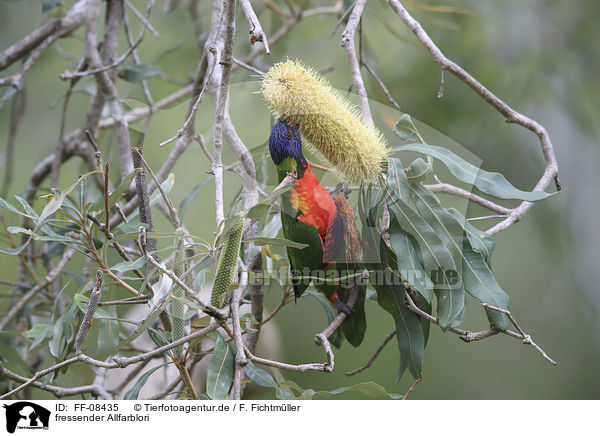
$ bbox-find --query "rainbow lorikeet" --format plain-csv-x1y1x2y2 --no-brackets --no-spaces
268,116,366,347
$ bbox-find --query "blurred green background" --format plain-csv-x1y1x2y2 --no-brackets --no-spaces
1,0,599,399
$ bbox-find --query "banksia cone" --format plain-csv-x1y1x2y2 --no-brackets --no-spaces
261,59,388,183
210,213,244,308
171,228,186,360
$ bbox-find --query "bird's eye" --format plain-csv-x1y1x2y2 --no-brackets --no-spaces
286,131,292,139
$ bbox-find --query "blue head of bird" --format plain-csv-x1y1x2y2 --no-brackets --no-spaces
268,116,307,168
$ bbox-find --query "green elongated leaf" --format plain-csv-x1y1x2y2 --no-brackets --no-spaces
409,184,508,327
405,157,431,182
14,195,38,219
447,208,494,262
388,221,434,303
112,220,146,243
359,184,386,267
245,179,297,221
127,174,175,221
305,290,342,348
461,241,509,327
420,297,432,345
261,213,283,240
244,360,276,387
112,256,146,273
118,297,170,350
179,176,213,221
246,203,270,221
151,273,173,308
150,173,175,206
206,335,235,400
340,285,367,348
74,294,114,320
49,301,78,359
375,282,425,380
276,379,306,396
124,362,170,400
7,226,79,244
387,157,410,202
25,323,53,350
393,114,419,142
0,241,30,255
147,327,169,348
387,192,465,329
0,343,32,377
396,144,552,201
299,381,403,400
95,169,141,222
193,269,207,293
244,237,308,249
267,180,296,200
119,64,162,82
0,197,27,217
38,171,98,225
96,305,120,358
112,168,141,202
244,360,294,399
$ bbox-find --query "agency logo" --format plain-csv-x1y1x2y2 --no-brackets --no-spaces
2,402,50,433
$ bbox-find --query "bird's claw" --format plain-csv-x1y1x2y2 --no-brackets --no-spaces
334,297,355,316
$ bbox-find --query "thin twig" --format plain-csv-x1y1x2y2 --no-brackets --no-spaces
144,250,227,320
482,303,557,366
175,362,198,400
59,0,156,80
113,323,220,367
1,88,26,197
0,0,89,83
402,378,421,400
123,4,154,107
212,0,237,225
386,0,561,235
424,182,512,215
362,60,401,110
0,249,74,331
0,364,111,399
230,260,248,400
232,57,266,75
148,376,183,400
0,353,115,400
0,323,219,400
341,0,373,126
159,48,217,148
110,357,154,395
404,290,556,365
346,330,396,376
124,0,160,38
239,0,271,53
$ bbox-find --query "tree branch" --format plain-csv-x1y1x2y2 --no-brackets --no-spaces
386,0,561,235
239,0,271,53
341,0,373,126
424,182,512,215
346,330,396,376
0,248,74,331
211,0,237,225
0,365,111,399
0,0,89,72
404,290,556,365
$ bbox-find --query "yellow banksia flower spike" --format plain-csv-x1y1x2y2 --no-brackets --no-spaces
261,59,388,183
